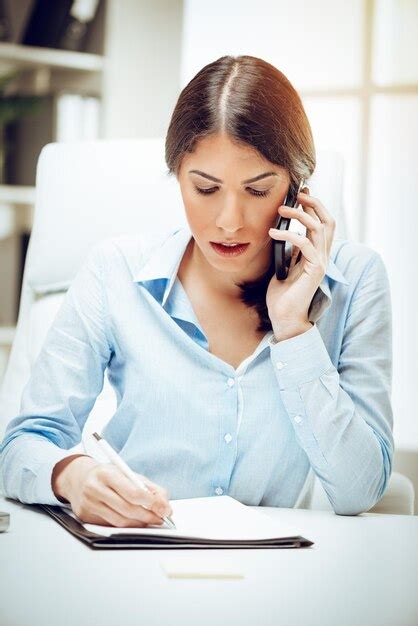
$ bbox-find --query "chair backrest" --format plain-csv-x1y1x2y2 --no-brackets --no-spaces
0,138,348,448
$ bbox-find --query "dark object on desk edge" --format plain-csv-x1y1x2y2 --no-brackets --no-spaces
37,504,314,550
0,510,10,532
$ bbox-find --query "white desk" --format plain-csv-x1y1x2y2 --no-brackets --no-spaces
1,495,417,626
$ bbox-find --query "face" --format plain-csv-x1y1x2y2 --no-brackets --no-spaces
176,133,291,285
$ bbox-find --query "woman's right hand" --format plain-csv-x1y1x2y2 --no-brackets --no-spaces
52,454,173,527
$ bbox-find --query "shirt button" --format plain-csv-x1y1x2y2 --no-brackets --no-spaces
215,487,224,495
294,415,303,424
227,377,235,387
276,361,285,370
224,433,232,443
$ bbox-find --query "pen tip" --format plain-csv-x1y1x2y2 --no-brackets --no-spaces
92,432,101,441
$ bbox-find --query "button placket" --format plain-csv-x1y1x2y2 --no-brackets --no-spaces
215,370,242,501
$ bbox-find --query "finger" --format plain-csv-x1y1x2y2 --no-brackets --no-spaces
100,486,165,525
93,501,154,528
99,466,170,516
278,205,324,236
269,229,323,268
297,192,336,228
298,200,334,256
140,474,170,501
298,203,321,223
274,206,326,259
298,187,321,230
297,188,334,257
91,478,166,524
138,474,173,516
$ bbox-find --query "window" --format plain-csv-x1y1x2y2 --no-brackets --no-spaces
181,0,418,448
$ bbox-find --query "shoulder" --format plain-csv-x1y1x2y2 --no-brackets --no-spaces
330,238,388,289
87,228,177,278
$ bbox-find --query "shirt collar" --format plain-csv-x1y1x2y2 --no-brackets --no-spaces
133,227,193,307
133,225,349,309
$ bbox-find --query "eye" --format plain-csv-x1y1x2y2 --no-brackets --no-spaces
193,186,217,195
248,188,271,197
192,185,271,198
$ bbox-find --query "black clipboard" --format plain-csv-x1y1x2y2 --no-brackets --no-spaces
38,504,314,550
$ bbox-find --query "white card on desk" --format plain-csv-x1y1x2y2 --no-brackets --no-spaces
160,554,245,579
63,495,299,541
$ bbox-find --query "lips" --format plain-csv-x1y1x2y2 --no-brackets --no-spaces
210,242,250,257
212,242,247,246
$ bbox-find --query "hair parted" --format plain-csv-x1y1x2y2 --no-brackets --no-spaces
165,55,316,331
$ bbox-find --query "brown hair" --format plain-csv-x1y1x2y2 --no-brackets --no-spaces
165,55,316,331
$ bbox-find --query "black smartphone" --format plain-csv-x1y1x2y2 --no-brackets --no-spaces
274,178,305,280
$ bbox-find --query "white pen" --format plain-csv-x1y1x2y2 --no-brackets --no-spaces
91,432,176,529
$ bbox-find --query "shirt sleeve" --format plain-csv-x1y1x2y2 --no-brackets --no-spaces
268,251,394,515
0,242,112,506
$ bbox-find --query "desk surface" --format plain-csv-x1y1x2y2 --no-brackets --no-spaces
1,495,417,626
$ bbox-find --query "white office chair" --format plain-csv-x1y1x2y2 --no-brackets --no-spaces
0,138,414,515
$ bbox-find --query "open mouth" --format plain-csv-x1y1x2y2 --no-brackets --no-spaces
210,242,250,256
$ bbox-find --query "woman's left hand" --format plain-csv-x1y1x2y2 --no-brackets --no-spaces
265,188,336,341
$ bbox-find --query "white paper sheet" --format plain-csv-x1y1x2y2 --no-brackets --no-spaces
63,495,299,541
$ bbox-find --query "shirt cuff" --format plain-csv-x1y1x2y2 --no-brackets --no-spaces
35,444,80,506
268,323,333,390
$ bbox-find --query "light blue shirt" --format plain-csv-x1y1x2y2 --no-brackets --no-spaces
0,226,394,515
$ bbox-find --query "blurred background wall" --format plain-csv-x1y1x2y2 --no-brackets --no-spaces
0,0,417,510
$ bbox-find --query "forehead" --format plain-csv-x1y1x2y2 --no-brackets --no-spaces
179,133,288,180
189,133,265,162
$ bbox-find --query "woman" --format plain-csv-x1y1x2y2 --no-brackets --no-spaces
0,55,393,527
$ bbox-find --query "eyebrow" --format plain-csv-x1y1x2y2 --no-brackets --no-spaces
188,170,279,184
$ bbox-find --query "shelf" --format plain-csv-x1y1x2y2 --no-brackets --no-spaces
0,325,16,346
0,42,105,73
0,185,36,205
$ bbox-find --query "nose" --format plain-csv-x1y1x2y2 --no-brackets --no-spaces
215,194,244,232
